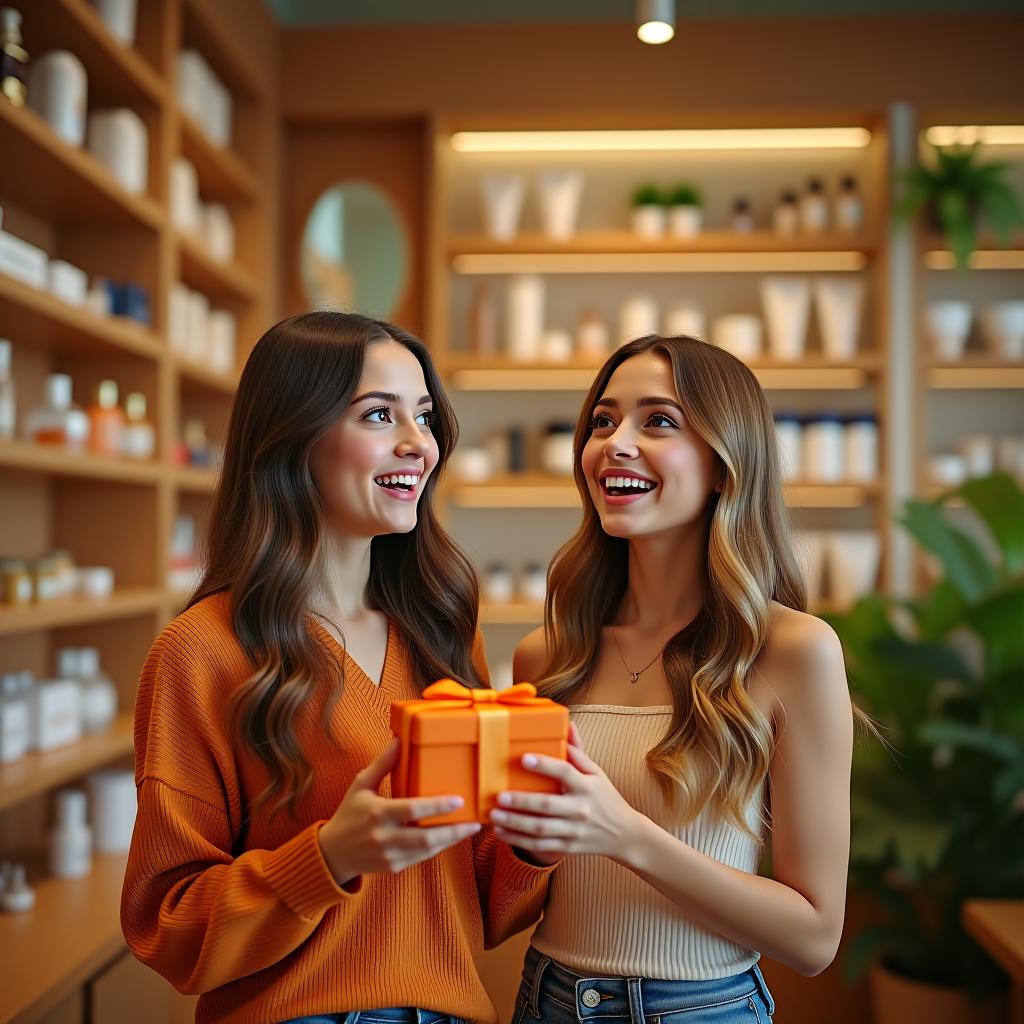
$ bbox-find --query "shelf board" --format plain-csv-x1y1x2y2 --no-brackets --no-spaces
480,601,544,624
0,100,163,231
173,355,238,395
0,272,162,361
182,0,268,101
0,440,162,485
178,112,260,204
174,465,219,494
0,852,129,1024
442,354,881,391
22,0,166,109
449,475,880,509
450,231,872,274
176,231,259,304
923,234,1024,271
928,363,1024,389
0,714,134,814
0,588,165,638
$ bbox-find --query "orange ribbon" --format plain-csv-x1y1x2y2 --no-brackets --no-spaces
397,680,547,816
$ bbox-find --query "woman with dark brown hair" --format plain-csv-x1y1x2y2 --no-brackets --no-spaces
490,334,859,1024
120,311,557,1024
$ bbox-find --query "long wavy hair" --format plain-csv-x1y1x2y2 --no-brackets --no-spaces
189,311,482,817
540,335,806,838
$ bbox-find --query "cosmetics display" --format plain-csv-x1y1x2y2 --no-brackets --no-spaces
0,549,114,607
169,282,237,375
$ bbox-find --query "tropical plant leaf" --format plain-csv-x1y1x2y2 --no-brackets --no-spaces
951,473,1024,574
899,501,997,601
919,720,1021,762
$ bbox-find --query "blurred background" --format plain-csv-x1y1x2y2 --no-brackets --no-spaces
0,1,1022,1022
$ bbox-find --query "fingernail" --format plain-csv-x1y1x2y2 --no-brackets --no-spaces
498,792,512,806
523,754,538,767
491,809,507,822
447,797,463,809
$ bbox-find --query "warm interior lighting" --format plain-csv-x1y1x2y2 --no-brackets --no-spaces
925,125,1024,147
450,128,872,153
637,0,675,44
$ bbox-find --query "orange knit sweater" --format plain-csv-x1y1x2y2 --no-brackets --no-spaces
121,592,555,1024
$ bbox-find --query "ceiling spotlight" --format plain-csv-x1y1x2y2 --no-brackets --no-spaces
637,0,675,44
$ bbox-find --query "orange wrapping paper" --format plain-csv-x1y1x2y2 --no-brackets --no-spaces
390,679,569,825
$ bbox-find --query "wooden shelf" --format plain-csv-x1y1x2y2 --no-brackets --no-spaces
928,363,1024,389
0,99,163,231
176,231,259,304
182,0,268,100
179,112,259,204
0,715,134,814
0,588,164,637
923,233,1024,271
173,355,238,395
0,272,163,361
173,465,219,493
0,853,129,1024
22,0,166,108
442,354,881,391
480,601,544,624
449,475,879,509
449,231,872,274
450,230,877,256
0,440,162,485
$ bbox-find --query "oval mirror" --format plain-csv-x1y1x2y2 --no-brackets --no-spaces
300,181,407,317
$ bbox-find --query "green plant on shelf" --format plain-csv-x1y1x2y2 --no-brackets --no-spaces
668,183,702,207
824,472,1024,1000
631,183,667,208
895,142,1024,271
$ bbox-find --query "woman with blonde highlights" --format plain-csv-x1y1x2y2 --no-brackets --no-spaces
492,334,855,1023
120,311,557,1024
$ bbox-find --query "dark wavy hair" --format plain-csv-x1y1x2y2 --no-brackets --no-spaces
189,311,482,816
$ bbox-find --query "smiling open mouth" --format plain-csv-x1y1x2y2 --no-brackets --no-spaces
601,476,657,496
374,474,419,491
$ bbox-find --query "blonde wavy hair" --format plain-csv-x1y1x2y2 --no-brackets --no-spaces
539,335,805,839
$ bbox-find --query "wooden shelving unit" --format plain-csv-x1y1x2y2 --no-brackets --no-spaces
0,1,278,1019
0,716,134,813
431,116,893,659
915,121,1024,536
0,854,130,1024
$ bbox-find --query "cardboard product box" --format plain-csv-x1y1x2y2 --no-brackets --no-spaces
391,679,568,826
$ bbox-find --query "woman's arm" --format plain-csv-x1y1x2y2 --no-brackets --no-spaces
491,615,853,977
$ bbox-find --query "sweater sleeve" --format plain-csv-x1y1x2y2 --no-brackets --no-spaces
472,827,557,949
120,620,365,995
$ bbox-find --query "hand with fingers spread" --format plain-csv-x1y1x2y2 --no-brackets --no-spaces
318,738,482,888
489,722,646,865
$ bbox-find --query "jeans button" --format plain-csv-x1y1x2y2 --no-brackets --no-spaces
581,988,602,1008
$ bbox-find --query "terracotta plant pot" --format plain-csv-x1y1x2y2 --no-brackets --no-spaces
869,963,1007,1024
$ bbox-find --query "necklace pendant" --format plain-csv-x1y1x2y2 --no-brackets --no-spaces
628,670,640,684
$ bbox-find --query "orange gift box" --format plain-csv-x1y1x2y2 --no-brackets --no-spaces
390,679,569,826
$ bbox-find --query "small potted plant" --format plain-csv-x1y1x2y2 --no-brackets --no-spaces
631,183,667,239
896,142,1024,271
825,473,1024,1024
668,183,703,238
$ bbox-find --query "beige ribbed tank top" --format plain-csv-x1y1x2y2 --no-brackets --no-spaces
531,705,765,980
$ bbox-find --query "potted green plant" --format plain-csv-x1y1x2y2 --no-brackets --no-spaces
668,183,703,239
823,473,1024,1023
631,183,667,239
895,142,1024,270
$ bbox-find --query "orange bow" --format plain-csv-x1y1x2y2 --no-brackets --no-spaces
394,680,547,818
421,679,544,705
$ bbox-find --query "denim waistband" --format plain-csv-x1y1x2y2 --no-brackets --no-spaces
520,944,775,1019
282,1010,453,1024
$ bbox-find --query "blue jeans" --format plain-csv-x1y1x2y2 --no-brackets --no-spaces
283,1012,466,1024
512,946,775,1023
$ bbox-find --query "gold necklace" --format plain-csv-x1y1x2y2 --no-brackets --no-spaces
610,628,666,684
